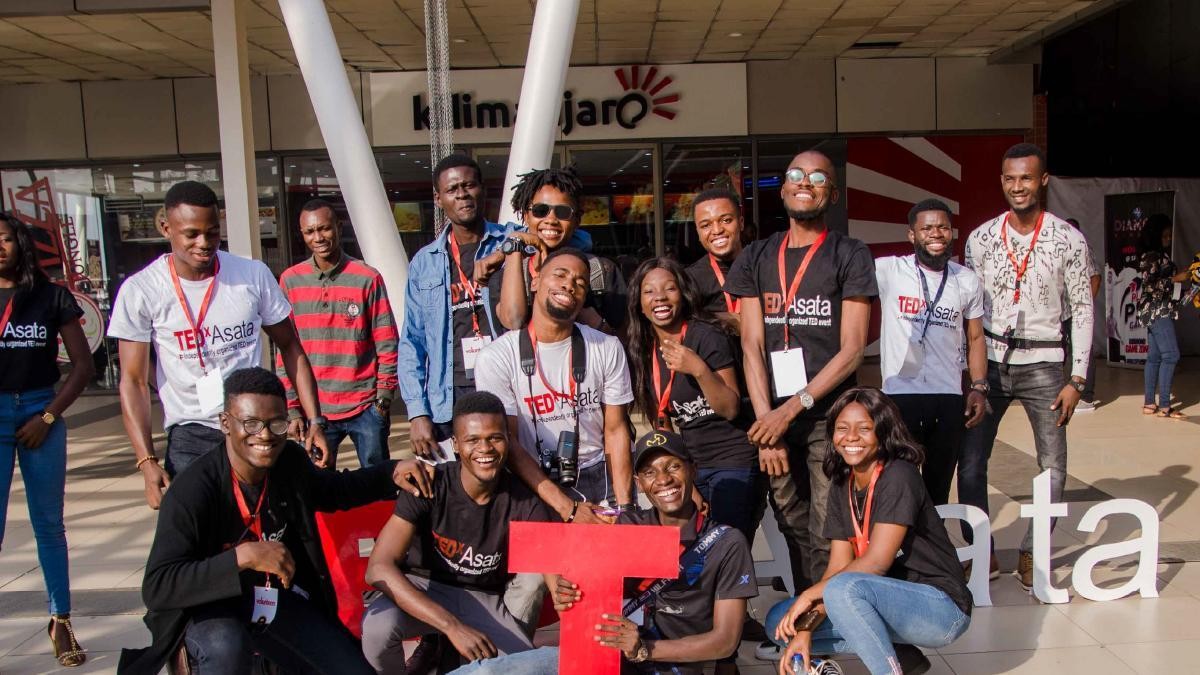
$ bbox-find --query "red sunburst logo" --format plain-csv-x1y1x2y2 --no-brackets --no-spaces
613,66,679,120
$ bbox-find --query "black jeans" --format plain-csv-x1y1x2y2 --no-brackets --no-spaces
890,394,964,506
165,423,225,478
183,590,374,675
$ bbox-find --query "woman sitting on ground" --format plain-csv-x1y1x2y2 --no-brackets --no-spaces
765,386,971,675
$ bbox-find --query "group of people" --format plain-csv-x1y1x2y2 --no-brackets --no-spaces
0,139,1163,675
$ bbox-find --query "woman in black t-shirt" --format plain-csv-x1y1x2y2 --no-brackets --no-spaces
764,387,970,675
625,257,764,542
0,213,95,668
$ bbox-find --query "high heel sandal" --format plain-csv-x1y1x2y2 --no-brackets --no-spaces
48,614,86,667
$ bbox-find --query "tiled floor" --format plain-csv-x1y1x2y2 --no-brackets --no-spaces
0,358,1196,674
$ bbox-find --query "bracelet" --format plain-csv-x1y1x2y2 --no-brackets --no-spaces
136,455,159,470
565,501,580,523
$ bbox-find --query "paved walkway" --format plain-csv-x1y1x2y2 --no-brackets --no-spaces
0,358,1196,674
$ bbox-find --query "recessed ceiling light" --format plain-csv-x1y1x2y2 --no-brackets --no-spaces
453,38,467,44
728,32,743,37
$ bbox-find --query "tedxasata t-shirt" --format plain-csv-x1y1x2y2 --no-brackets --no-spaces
0,282,83,392
392,462,552,592
875,255,984,396
685,254,737,316
107,251,293,429
723,229,878,418
473,323,633,470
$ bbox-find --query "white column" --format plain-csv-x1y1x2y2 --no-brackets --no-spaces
276,0,410,311
212,0,260,259
497,0,581,226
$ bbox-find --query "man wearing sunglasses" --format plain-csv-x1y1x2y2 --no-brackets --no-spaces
724,151,877,642
475,166,628,334
122,367,432,675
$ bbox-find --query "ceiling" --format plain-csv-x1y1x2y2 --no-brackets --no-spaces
0,0,1113,84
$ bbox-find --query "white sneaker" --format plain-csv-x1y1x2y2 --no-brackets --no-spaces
1074,399,1097,412
755,640,781,661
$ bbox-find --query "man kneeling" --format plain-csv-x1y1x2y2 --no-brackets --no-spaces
361,391,553,672
454,430,758,675
120,367,419,675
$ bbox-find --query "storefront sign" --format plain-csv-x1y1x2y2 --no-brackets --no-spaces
1103,190,1175,366
370,63,747,146
57,292,105,364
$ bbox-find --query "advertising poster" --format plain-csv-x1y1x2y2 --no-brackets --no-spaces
1103,190,1175,366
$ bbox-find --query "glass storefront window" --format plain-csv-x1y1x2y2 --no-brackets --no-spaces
660,142,753,265
566,145,658,278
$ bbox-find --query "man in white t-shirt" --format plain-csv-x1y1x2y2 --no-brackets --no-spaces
108,181,329,510
876,199,988,510
474,247,634,510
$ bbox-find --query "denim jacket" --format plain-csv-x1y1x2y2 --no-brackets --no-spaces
397,220,509,423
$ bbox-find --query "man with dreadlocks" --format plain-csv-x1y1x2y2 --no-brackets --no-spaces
475,166,628,334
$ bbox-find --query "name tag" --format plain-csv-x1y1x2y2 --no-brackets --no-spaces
1002,304,1020,334
252,585,279,625
197,368,225,415
461,335,492,374
899,340,925,379
769,348,808,399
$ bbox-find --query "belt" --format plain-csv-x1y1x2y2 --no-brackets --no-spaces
984,329,1063,350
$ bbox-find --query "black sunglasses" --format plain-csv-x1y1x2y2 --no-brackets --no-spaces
529,203,575,220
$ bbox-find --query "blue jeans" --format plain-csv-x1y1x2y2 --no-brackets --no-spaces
323,405,391,467
165,423,225,478
448,646,559,675
0,387,70,615
695,466,767,545
1144,317,1180,409
957,360,1067,553
184,591,375,674
766,573,969,675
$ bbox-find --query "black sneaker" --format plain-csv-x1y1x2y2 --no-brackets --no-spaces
893,643,931,674
741,615,767,642
404,634,443,675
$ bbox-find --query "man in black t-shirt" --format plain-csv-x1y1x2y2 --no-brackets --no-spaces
724,150,878,597
685,187,746,335
361,391,553,673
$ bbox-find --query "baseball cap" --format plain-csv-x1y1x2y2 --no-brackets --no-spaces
633,430,694,471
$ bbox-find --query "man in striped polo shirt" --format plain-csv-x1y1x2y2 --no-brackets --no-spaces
277,199,399,467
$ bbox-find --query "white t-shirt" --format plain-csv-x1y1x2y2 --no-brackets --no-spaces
875,255,984,396
474,323,633,469
107,251,293,429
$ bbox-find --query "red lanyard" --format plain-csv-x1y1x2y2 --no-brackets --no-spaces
651,322,689,428
448,233,483,337
708,254,740,314
0,297,14,338
776,230,828,349
848,462,884,558
232,469,269,542
167,254,220,372
527,256,540,281
527,325,576,404
1000,211,1044,304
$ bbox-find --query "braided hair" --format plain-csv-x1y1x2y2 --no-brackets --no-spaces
509,165,584,215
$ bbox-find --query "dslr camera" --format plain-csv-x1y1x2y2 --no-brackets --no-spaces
540,430,579,488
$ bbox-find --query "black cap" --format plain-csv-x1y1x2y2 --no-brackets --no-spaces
633,430,694,471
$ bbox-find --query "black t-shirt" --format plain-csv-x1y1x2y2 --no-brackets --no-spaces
0,282,83,392
392,462,553,592
449,240,502,388
231,478,318,598
723,230,878,419
654,321,755,469
619,509,758,675
685,254,736,317
823,460,972,616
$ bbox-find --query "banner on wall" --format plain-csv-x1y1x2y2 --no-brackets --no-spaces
1103,190,1175,367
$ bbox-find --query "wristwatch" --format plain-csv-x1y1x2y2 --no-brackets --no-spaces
309,415,329,429
1067,378,1086,393
501,236,533,256
969,378,989,395
40,411,56,425
796,388,815,410
628,640,651,663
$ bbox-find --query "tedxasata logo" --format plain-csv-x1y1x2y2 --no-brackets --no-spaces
412,66,680,136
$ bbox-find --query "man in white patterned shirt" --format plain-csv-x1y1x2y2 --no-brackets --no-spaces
958,143,1095,591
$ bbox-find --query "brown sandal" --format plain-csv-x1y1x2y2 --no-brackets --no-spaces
1143,404,1159,415
48,614,86,667
1157,407,1187,420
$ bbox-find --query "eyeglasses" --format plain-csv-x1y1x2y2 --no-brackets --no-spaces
231,416,290,436
784,168,833,188
529,203,575,220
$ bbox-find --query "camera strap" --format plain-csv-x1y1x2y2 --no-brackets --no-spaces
519,323,587,455
623,515,730,618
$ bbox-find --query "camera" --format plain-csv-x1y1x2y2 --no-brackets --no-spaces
539,430,579,488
